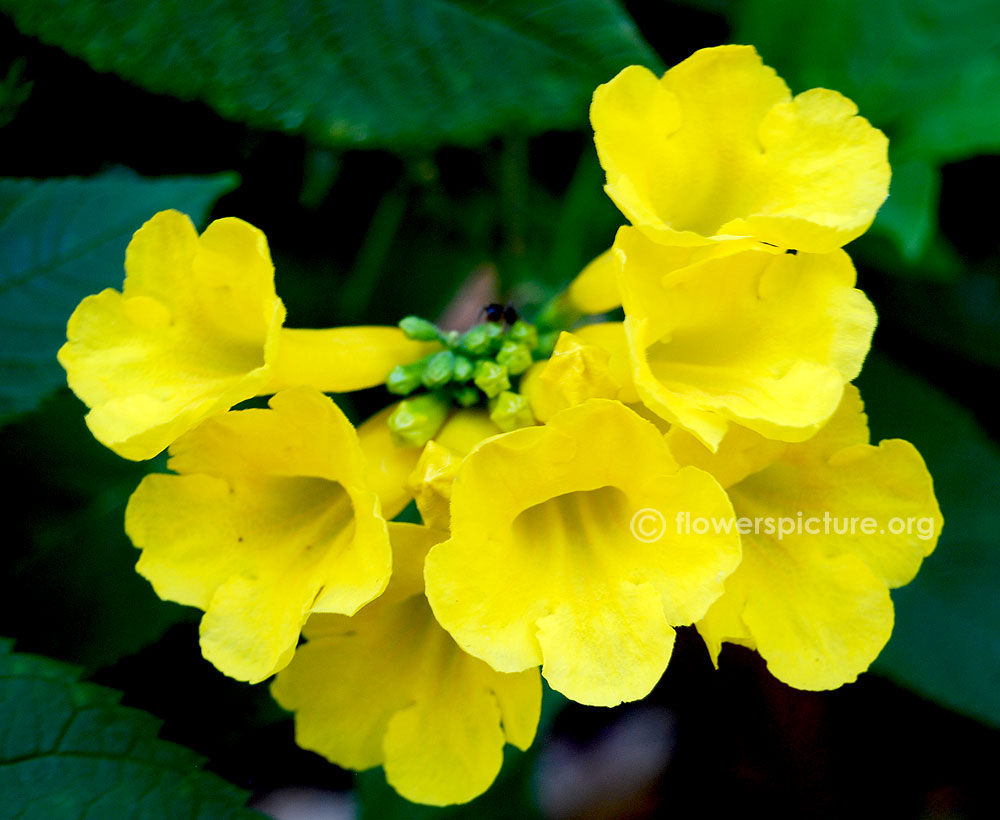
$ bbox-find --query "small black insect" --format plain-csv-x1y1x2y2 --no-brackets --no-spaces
483,302,519,324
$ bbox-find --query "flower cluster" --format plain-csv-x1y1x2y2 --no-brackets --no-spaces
59,46,941,806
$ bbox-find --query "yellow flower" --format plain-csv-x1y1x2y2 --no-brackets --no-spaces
424,399,740,707
125,386,392,683
665,385,942,689
59,210,435,460
617,227,876,450
272,523,541,806
591,45,889,252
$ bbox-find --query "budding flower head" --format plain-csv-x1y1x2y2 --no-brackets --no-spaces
383,307,542,430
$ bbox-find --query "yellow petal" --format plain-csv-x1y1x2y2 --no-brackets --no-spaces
664,424,788,491
618,227,876,449
408,441,461,531
58,210,285,460
738,385,942,588
566,247,622,314
357,403,423,520
591,46,889,251
521,331,622,422
698,527,894,690
434,408,501,455
125,387,391,682
719,89,891,252
407,409,502,530
691,385,941,688
265,326,439,393
572,321,640,404
272,524,541,806
425,399,740,706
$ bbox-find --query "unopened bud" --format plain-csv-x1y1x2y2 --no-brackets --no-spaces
387,394,450,447
421,350,456,389
473,360,510,398
452,354,474,382
495,340,533,375
507,319,539,350
386,360,424,395
488,391,535,432
398,315,443,342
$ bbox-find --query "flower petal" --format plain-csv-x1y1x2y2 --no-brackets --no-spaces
357,403,423,520
567,247,623,314
698,528,893,690
719,89,891,251
521,331,623,422
266,326,439,394
272,524,541,806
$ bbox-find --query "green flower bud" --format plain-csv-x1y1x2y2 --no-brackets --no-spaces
421,350,456,389
495,340,533,376
386,360,424,395
398,315,442,342
507,319,539,350
459,323,502,356
452,385,480,408
387,393,450,447
452,354,474,382
488,391,535,432
473,360,510,398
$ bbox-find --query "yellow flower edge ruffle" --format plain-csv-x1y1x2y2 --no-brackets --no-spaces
617,227,877,450
125,386,392,683
424,399,740,707
272,523,541,806
672,385,942,690
59,210,285,461
591,45,889,252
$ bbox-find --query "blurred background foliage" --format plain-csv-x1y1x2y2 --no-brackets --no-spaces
0,1,997,818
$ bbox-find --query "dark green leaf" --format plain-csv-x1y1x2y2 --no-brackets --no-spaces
731,0,1000,266
0,0,659,149
869,270,1000,370
0,171,237,422
857,353,1000,727
1,390,192,670
0,638,265,819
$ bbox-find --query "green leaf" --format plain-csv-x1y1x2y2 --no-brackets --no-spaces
0,638,265,819
1,390,192,671
0,171,237,423
0,0,659,149
731,0,1000,265
857,352,1000,727
868,271,1000,370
